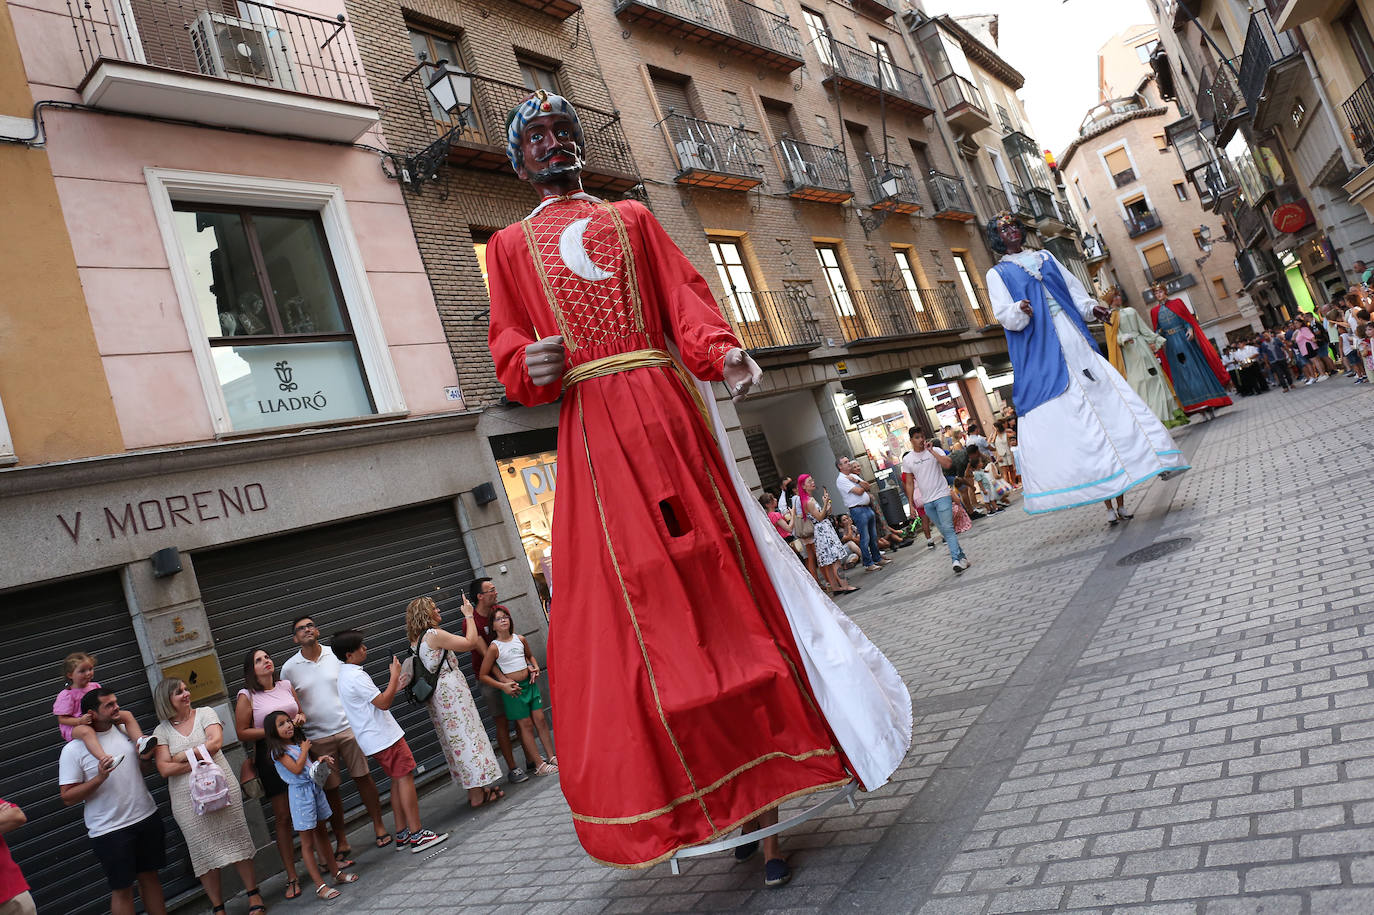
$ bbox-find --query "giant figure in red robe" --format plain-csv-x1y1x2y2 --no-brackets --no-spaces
486,91,910,877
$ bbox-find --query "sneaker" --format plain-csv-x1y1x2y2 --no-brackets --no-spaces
926,539,936,550
952,557,970,574
105,754,125,771
1117,509,1134,521
393,830,410,850
1316,374,1327,382
508,766,530,784
1304,378,1314,385
734,839,761,863
764,858,792,887
136,735,158,757
1107,509,1120,526
409,829,449,854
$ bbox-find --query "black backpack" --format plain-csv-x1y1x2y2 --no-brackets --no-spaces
403,630,449,705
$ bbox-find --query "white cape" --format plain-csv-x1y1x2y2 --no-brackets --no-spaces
697,378,913,790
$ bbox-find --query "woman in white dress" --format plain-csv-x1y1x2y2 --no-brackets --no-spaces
983,212,1188,517
405,595,505,807
152,678,262,915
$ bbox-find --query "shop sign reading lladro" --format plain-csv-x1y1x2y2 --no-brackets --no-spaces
218,343,373,431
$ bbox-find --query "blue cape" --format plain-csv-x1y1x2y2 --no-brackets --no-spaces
993,254,1100,415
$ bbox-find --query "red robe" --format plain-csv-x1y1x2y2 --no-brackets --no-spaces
487,196,849,868
1150,297,1232,412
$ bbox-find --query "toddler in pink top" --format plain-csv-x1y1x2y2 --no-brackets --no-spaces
53,651,154,771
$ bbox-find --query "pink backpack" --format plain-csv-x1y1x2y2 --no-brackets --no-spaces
189,745,232,815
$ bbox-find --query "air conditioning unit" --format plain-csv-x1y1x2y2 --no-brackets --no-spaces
676,139,719,172
190,11,298,91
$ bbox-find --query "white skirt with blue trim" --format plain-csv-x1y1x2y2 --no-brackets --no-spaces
1018,309,1189,514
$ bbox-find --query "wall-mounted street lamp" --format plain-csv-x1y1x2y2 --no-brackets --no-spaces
388,58,477,191
425,61,473,123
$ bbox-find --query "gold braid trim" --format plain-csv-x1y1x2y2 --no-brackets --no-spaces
570,747,838,825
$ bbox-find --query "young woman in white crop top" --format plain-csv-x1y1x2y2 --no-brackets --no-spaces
478,608,558,776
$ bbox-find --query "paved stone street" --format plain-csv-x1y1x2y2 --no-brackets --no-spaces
242,378,1374,914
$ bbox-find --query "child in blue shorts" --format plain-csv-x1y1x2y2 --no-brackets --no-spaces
266,711,360,900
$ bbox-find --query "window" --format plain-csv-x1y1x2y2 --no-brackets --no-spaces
1340,7,1374,78
172,204,375,432
651,71,695,118
1142,242,1172,280
815,244,854,316
870,39,899,90
1074,177,1090,210
1154,133,1168,152
1212,276,1229,299
709,239,761,323
802,8,835,67
953,253,982,312
472,229,493,292
1103,147,1131,177
1174,181,1188,201
408,28,468,124
1134,39,1159,65
518,59,560,94
893,249,924,310
1193,228,1208,250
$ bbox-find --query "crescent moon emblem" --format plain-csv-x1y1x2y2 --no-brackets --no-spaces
558,218,613,283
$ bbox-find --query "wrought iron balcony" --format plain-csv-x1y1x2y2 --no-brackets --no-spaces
834,287,969,343
1236,247,1277,290
934,73,991,134
613,0,804,73
775,138,852,203
722,288,821,352
1082,234,1109,263
815,38,934,117
401,69,639,193
850,0,896,21
862,156,921,214
1112,167,1137,188
1124,209,1162,238
1343,72,1374,167
1229,199,1267,247
927,171,976,221
1208,58,1246,145
1239,8,1303,130
658,113,763,191
1008,186,1037,223
916,285,976,334
68,0,377,141
996,103,1016,135
1024,187,1073,234
1143,257,1184,284
983,184,1010,216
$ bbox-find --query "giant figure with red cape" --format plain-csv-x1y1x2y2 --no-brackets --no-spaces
485,91,911,880
1149,282,1232,418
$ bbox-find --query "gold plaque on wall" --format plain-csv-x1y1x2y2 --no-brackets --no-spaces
160,654,227,704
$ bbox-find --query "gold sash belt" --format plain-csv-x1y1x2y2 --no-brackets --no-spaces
562,348,710,426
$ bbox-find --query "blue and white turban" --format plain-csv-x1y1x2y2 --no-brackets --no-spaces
505,90,585,172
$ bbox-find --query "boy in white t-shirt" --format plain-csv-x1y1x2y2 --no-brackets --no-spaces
331,630,447,854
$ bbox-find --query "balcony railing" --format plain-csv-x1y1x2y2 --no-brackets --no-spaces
613,0,804,72
68,0,377,141
1230,199,1266,246
1239,8,1302,128
1083,234,1109,263
1024,187,1071,230
1236,248,1276,289
1112,167,1137,188
835,287,969,342
1343,72,1374,167
1209,58,1246,144
402,69,639,193
862,156,921,213
934,73,990,132
775,138,852,203
658,113,763,190
1008,186,1036,222
927,171,976,221
916,285,975,334
996,103,1016,134
1143,257,1184,284
850,0,896,21
1124,209,1162,237
816,38,933,117
983,184,1010,216
723,288,821,352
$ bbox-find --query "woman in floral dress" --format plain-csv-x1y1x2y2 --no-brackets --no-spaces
405,595,504,807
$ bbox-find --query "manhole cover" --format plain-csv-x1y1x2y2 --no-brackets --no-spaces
1117,537,1194,566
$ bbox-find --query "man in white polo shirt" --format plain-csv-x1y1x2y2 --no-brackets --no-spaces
282,615,391,852
835,456,890,573
902,429,970,574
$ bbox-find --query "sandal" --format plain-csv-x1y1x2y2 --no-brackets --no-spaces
333,849,354,869
283,880,301,901
315,884,340,900
334,871,360,885
212,906,226,914
247,886,266,914
374,833,393,849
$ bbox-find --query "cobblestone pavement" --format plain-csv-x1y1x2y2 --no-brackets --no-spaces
228,379,1374,914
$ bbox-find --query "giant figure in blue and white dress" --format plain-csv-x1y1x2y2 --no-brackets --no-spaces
983,212,1189,516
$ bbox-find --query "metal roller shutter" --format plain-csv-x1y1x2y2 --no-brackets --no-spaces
194,501,490,818
0,574,197,915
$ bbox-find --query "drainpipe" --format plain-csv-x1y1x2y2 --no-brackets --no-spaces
1300,49,1358,175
